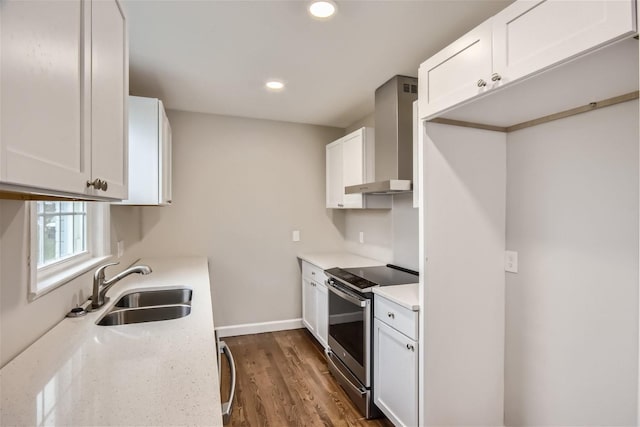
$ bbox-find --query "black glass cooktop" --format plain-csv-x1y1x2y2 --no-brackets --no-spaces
325,264,418,292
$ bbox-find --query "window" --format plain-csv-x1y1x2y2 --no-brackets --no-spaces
36,201,87,268
29,201,111,299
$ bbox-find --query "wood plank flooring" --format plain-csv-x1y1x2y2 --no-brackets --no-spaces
219,329,393,427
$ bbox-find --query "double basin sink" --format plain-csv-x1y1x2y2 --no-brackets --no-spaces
97,288,193,326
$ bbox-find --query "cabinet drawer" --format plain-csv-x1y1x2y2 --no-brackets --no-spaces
375,296,418,340
302,261,327,284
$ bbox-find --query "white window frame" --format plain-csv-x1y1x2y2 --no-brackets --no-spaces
28,201,112,300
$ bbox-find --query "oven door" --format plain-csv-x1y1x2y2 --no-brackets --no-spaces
326,280,371,387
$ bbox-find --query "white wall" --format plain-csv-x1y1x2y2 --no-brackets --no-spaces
0,201,139,367
422,123,506,425
504,101,639,425
123,110,346,328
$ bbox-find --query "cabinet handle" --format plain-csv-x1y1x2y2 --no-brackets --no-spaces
338,203,344,208
406,344,414,352
86,178,108,191
491,73,502,82
477,79,487,88
387,312,395,319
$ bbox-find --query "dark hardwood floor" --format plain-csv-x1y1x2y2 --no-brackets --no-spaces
220,329,393,427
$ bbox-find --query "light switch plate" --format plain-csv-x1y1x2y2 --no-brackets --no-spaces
292,230,300,242
505,250,518,273
117,240,125,258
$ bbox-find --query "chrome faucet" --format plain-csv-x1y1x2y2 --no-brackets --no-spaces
89,262,152,311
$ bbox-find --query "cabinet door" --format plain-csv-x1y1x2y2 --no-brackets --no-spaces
493,0,636,84
341,131,364,209
302,278,317,335
315,282,328,349
159,100,173,205
418,20,493,120
326,139,344,208
374,318,418,427
0,0,90,194
90,0,128,199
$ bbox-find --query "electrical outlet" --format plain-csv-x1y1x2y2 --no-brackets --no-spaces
292,230,300,242
505,250,518,273
359,231,364,244
117,240,125,258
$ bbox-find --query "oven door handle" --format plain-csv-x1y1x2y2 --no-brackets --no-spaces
327,282,368,308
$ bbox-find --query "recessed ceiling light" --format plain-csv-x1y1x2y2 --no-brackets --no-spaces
308,1,337,19
265,80,285,90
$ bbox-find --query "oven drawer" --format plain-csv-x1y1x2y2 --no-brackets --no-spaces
302,261,327,284
374,295,418,340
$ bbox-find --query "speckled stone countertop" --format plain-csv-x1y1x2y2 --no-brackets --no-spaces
373,283,420,311
0,257,222,426
298,252,385,270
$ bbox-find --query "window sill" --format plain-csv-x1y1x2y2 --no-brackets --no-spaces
29,255,113,301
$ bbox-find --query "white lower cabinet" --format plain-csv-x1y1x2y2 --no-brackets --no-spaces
301,261,328,348
374,296,419,427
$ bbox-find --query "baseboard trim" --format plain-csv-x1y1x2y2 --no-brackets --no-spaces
216,318,304,338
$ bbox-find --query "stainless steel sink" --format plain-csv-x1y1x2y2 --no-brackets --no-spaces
97,287,193,326
114,288,192,308
97,304,192,326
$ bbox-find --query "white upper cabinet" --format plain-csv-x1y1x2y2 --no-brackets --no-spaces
325,138,344,208
0,0,128,200
120,96,172,206
492,0,636,84
325,127,390,209
1,0,90,195
340,130,368,209
326,128,372,209
418,20,493,120
90,0,128,200
419,0,637,121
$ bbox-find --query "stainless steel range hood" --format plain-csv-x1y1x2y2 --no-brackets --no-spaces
346,75,417,195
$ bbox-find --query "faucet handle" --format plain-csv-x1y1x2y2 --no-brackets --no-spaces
94,262,120,280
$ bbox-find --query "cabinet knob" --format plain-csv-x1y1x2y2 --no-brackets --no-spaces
311,271,315,275
406,344,415,352
491,73,502,82
387,312,395,319
477,79,487,88
338,203,344,208
86,178,108,191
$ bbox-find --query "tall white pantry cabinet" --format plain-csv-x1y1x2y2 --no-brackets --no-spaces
417,0,638,426
0,0,128,200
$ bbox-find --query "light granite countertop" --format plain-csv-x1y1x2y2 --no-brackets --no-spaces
0,257,222,426
373,283,420,311
298,252,385,270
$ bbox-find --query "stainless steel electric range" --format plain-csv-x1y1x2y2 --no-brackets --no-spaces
323,264,418,419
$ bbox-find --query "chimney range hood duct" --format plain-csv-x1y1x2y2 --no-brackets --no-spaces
345,75,417,195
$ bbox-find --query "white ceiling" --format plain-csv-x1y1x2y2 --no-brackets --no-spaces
122,0,514,128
